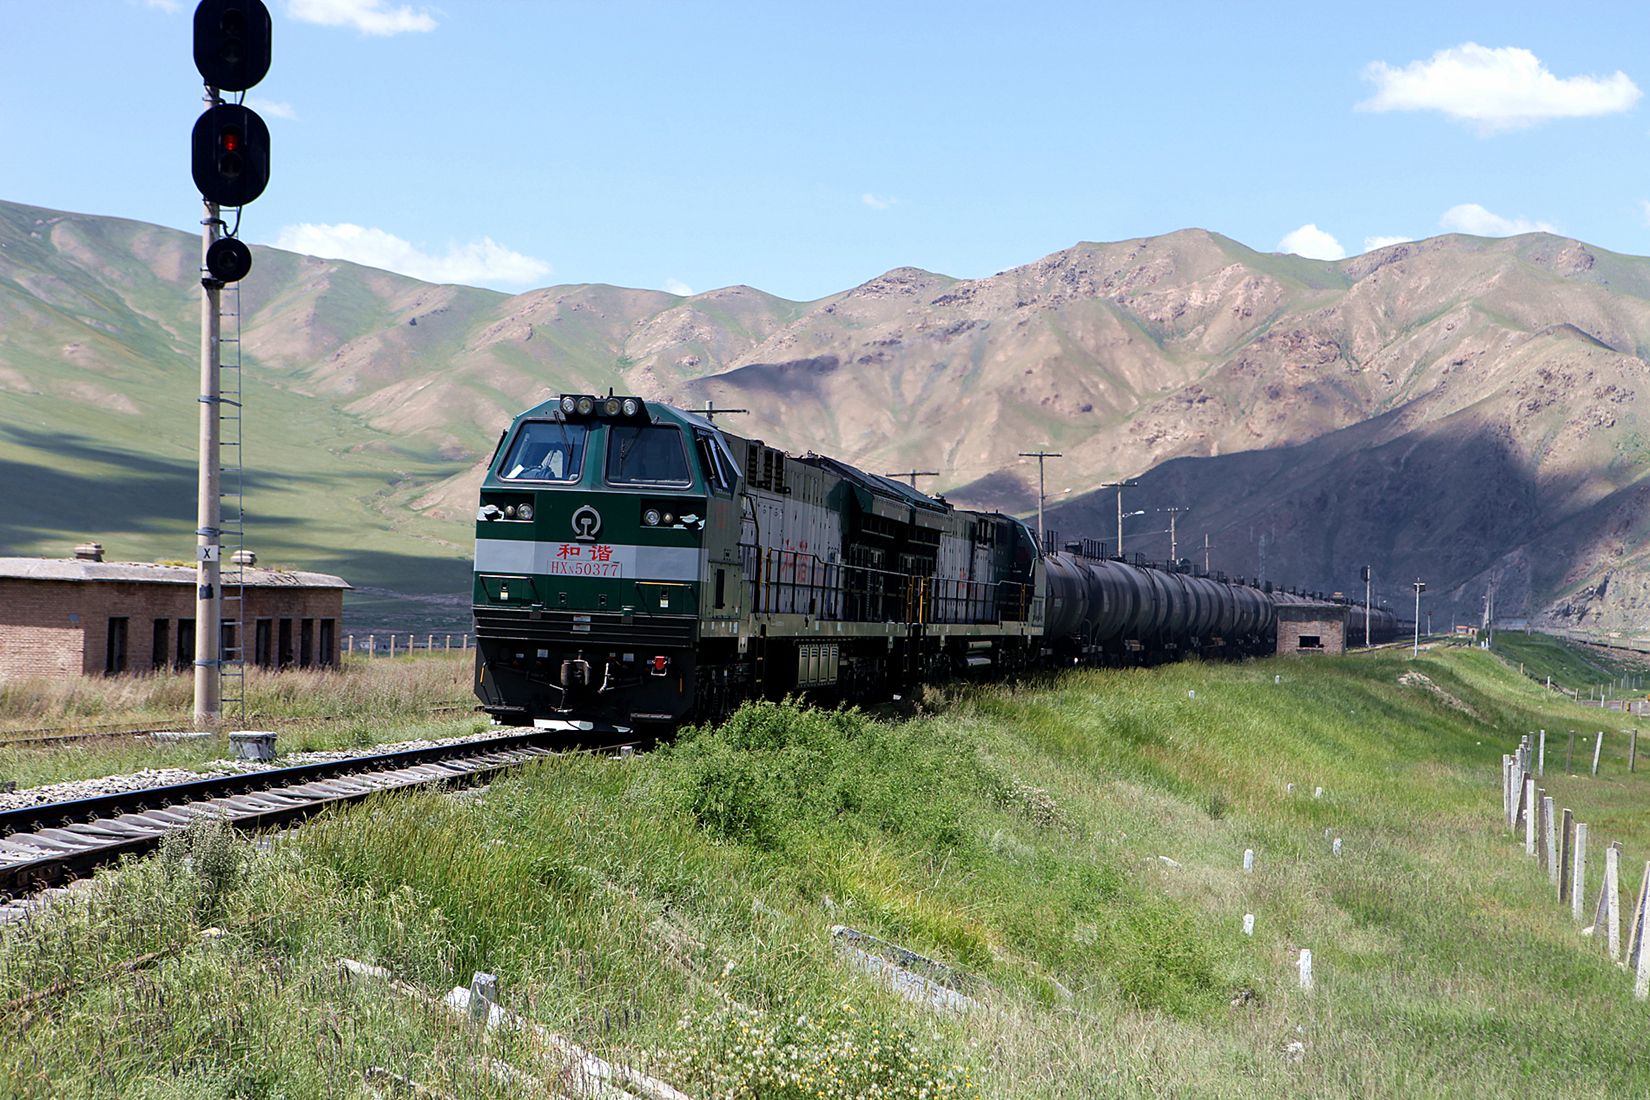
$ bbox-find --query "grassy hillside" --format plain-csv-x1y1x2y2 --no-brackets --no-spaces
4,646,1649,1097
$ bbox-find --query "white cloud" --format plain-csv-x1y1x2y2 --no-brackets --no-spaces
141,0,183,13
1362,235,1413,252
861,193,897,210
288,0,436,35
1439,203,1556,237
246,98,298,121
662,278,695,296
1639,199,1650,228
1361,43,1641,133
271,223,551,289
1277,224,1346,261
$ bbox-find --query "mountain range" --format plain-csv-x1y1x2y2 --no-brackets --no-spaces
2,197,1647,635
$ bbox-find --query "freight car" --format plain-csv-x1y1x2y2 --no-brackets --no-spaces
471,395,1392,731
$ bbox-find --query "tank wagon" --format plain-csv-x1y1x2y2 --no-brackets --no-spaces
471,396,1396,731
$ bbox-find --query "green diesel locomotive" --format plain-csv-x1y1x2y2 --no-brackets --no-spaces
472,394,1044,731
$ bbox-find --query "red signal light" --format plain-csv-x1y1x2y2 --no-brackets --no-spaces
221,129,241,152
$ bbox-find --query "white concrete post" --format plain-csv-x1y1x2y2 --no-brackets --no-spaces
1524,778,1536,855
1243,849,1254,873
1538,730,1546,777
1607,844,1623,963
1243,913,1255,936
1544,796,1558,884
1298,948,1313,991
1573,823,1588,922
1332,837,1342,857
1593,731,1604,777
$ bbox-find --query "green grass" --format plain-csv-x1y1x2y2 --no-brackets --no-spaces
5,647,1650,1097
1489,631,1650,698
0,654,479,789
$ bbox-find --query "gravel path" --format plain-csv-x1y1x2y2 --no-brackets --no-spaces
0,728,517,812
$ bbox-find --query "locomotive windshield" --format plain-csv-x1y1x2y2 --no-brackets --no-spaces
606,424,692,486
499,420,588,482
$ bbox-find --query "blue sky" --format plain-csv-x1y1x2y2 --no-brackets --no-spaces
3,0,1648,299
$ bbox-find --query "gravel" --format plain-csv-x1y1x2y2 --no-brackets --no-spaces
0,728,519,812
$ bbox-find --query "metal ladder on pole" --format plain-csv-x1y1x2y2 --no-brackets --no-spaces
217,283,247,727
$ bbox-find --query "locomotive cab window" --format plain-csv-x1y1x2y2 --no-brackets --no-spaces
695,431,733,494
607,424,691,486
500,421,588,482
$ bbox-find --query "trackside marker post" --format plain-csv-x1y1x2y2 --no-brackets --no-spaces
1243,914,1254,935
1607,844,1623,963
1524,778,1536,855
1539,730,1546,777
1243,849,1254,873
1297,949,1313,991
1593,731,1604,777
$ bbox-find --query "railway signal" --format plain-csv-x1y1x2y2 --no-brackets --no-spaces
193,0,272,90
190,0,274,728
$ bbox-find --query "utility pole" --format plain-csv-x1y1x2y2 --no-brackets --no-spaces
1020,450,1062,548
1099,479,1140,555
1412,578,1426,658
195,181,222,727
1157,506,1190,563
1203,533,1214,573
885,469,940,490
1361,565,1372,648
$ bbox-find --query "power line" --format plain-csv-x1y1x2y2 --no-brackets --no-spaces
1099,480,1141,555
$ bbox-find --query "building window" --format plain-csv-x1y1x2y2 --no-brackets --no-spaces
105,617,129,674
278,618,293,668
300,618,315,668
254,619,273,668
176,619,195,670
1298,634,1322,649
221,622,238,664
152,619,170,671
319,619,336,667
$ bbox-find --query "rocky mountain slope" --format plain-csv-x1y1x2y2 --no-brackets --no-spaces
1,198,1646,632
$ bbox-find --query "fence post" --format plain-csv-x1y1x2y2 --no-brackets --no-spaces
1502,756,1514,826
1628,863,1650,982
1607,843,1623,963
445,634,452,653
1567,731,1576,774
1523,778,1536,854
1593,731,1605,777
389,635,396,658
1542,795,1557,882
1537,730,1546,777
1632,729,1639,774
427,633,434,653
408,633,415,655
367,634,375,658
1573,823,1588,921
1559,809,1574,902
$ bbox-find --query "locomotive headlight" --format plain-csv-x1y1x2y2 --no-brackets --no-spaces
603,397,621,416
560,395,577,414
516,503,534,521
662,511,676,526
576,396,595,416
621,397,641,417
505,505,517,519
643,508,662,526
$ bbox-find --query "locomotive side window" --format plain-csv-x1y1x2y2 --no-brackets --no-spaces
607,425,692,486
500,421,588,482
695,431,733,494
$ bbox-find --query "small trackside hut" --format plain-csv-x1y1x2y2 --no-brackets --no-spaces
1273,600,1349,656
0,546,348,680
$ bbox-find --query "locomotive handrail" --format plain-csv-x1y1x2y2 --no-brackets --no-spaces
738,543,1034,627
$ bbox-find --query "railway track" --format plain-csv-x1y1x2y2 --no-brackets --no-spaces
0,703,479,749
0,728,635,901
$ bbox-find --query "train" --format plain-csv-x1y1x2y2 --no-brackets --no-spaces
471,395,1401,730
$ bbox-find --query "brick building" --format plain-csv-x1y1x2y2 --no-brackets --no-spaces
1275,602,1349,656
0,545,349,681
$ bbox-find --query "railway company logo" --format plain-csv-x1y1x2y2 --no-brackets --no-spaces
571,504,602,541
